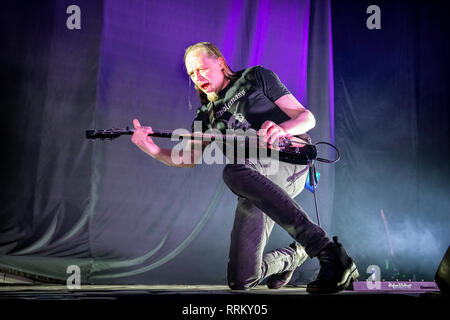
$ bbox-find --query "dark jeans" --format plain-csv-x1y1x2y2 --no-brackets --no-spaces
222,158,330,290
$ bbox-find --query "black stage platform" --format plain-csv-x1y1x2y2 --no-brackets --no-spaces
0,283,447,318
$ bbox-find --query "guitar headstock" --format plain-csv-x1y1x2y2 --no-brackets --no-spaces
85,127,132,140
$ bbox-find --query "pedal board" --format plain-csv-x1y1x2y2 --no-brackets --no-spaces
352,281,440,292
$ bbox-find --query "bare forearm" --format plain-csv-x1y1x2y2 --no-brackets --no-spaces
149,147,196,168
279,110,316,135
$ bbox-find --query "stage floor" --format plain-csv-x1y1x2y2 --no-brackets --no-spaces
0,283,447,317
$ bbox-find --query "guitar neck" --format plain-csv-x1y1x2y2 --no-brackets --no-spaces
129,129,249,141
85,128,312,147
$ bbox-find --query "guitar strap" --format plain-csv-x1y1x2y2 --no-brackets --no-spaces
206,102,216,129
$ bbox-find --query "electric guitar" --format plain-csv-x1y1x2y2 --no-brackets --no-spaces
85,127,319,165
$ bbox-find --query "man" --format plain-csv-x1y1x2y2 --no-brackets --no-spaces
131,42,358,293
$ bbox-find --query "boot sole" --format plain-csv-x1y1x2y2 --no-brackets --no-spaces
306,262,359,294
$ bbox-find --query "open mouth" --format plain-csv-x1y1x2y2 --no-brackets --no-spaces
200,83,210,90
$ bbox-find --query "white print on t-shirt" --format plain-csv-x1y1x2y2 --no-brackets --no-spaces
223,110,251,130
215,89,246,118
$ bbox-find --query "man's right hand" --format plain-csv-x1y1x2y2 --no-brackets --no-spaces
131,118,161,157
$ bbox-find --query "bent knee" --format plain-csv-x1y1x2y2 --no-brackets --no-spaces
227,278,259,291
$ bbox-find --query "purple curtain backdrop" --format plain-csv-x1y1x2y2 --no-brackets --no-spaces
0,0,334,284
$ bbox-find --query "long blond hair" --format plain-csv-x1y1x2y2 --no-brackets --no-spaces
184,42,235,105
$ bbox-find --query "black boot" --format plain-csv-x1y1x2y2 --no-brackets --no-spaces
306,236,359,294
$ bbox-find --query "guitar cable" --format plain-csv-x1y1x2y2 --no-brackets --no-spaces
292,135,341,164
306,140,341,227
314,141,341,164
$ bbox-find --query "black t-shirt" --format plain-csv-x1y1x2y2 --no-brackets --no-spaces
191,66,291,134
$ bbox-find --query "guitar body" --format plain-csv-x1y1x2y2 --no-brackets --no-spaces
277,144,317,165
